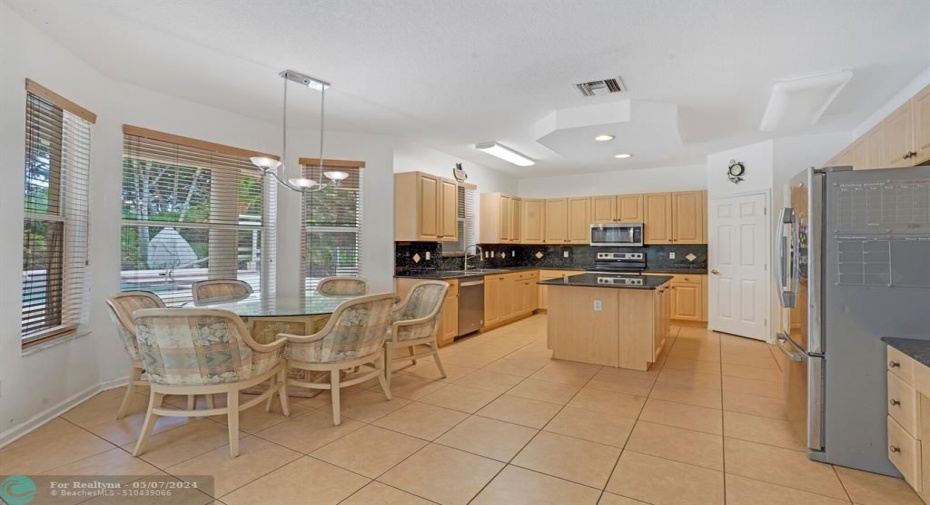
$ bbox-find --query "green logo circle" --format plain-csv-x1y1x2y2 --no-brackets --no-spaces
0,475,37,505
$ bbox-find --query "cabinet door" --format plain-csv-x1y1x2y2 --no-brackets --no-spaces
439,178,459,241
484,277,501,325
914,86,930,166
882,102,915,168
545,199,568,244
439,292,458,345
417,174,440,240
644,193,672,244
849,137,869,170
671,191,705,244
867,127,884,170
591,196,616,223
522,199,546,243
617,195,644,223
670,282,702,321
511,198,523,243
499,194,513,242
527,279,539,311
567,197,591,244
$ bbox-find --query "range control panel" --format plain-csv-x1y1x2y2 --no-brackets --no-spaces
596,276,644,286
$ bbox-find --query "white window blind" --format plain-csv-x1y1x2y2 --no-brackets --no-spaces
446,184,477,254
300,159,364,293
21,81,95,346
120,126,276,306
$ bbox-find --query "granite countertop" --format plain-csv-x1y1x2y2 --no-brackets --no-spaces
539,273,673,290
395,266,586,280
645,267,708,275
882,337,930,368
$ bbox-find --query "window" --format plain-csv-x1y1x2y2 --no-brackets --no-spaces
300,159,364,292
444,183,477,254
120,126,276,306
21,80,96,346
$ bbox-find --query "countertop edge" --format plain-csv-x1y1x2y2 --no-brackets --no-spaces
539,275,673,290
395,267,704,280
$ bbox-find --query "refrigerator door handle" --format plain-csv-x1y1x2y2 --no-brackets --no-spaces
776,332,804,361
776,208,796,308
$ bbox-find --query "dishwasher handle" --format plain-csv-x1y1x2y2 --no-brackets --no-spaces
459,280,485,287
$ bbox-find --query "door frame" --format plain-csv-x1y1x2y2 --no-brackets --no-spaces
707,189,772,342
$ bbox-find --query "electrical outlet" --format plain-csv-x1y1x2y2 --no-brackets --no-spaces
425,251,431,260
563,250,569,258
484,251,489,258
669,252,676,259
593,300,602,311
511,250,515,257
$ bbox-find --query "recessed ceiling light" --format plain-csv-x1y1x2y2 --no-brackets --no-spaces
474,142,535,167
595,134,614,142
615,153,632,159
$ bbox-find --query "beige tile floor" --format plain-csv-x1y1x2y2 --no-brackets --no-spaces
1,314,923,504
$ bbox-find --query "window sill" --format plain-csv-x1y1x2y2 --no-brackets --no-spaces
21,327,91,357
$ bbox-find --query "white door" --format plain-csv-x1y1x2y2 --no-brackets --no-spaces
709,193,769,340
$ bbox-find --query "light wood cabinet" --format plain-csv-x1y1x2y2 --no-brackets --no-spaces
884,346,929,497
567,197,591,243
394,277,458,347
654,284,671,361
480,193,521,243
671,191,706,244
544,199,568,243
538,269,585,310
914,86,930,166
395,172,458,242
522,198,546,244
644,273,707,322
883,101,915,168
484,271,539,329
591,195,644,224
644,193,672,244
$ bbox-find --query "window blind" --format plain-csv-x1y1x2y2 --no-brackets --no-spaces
120,126,276,306
22,85,94,346
300,159,364,293
446,183,477,254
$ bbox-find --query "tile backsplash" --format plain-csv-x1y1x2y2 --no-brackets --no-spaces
395,242,707,275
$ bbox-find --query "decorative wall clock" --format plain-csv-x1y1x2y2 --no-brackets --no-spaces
453,162,468,182
727,159,745,184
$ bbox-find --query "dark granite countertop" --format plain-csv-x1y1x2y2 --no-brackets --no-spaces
644,267,708,275
882,337,930,368
539,273,673,290
395,266,586,280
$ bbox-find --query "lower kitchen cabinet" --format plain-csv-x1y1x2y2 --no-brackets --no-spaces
484,271,539,329
885,345,930,499
394,277,458,347
538,269,586,310
644,273,707,323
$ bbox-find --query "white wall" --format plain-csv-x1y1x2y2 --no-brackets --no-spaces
0,3,396,444
853,66,930,140
517,164,706,198
393,141,518,194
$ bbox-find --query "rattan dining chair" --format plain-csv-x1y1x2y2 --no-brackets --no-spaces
316,276,370,297
385,280,449,388
131,308,289,458
105,291,165,419
191,279,253,301
281,293,395,425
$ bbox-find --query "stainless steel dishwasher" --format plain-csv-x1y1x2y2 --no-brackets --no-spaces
457,279,485,336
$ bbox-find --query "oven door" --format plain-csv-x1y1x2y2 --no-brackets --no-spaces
590,224,643,247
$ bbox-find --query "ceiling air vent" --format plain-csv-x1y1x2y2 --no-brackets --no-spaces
574,77,625,97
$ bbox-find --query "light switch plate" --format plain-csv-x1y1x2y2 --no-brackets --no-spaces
425,251,431,260
593,300,602,311
563,250,569,258
669,252,676,259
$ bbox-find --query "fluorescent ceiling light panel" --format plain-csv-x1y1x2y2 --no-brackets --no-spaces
759,70,852,132
614,153,632,159
475,142,535,166
595,134,614,141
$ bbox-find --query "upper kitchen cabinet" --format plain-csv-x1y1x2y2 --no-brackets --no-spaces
914,85,930,165
545,197,590,244
394,171,458,242
591,194,644,224
522,198,546,244
882,101,915,168
644,191,707,245
480,192,521,243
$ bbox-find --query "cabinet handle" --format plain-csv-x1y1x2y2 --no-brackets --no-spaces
890,399,901,407
889,360,900,368
890,445,901,454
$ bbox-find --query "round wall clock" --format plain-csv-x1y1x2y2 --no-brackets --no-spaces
727,159,745,184
453,162,468,182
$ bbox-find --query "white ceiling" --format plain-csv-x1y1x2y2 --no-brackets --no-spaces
8,0,930,176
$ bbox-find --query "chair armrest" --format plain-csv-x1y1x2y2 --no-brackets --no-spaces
388,315,438,342
248,336,288,354
279,332,328,344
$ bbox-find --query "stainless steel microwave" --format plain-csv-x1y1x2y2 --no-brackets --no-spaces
590,223,643,247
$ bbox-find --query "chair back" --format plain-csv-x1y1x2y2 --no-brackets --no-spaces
191,279,253,301
317,276,370,297
285,293,394,364
132,308,267,385
394,281,449,322
105,291,165,364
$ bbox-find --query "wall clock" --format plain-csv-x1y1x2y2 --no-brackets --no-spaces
727,159,745,184
453,162,468,182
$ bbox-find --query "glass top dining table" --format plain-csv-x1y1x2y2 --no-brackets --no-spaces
183,292,357,318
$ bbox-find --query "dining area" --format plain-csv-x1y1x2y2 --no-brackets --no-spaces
104,276,451,459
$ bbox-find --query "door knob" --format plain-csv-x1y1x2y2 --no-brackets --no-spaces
711,269,720,274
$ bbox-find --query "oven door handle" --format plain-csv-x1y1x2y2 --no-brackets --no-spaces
776,332,804,362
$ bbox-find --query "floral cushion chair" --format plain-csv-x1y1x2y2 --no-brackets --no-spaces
191,279,253,302
105,291,166,419
317,276,370,297
385,281,450,388
281,293,395,425
131,308,289,458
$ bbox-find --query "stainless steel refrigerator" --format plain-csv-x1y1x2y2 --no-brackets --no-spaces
776,165,930,475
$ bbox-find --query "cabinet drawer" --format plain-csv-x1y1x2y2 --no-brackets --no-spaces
888,346,915,384
888,371,920,437
888,416,922,492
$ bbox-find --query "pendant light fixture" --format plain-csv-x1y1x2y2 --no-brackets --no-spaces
251,69,348,191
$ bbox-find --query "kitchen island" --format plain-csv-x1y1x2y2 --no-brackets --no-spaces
541,273,673,371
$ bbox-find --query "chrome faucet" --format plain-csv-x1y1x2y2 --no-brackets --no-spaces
464,244,483,272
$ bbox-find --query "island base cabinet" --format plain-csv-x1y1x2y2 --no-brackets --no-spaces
547,285,668,371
